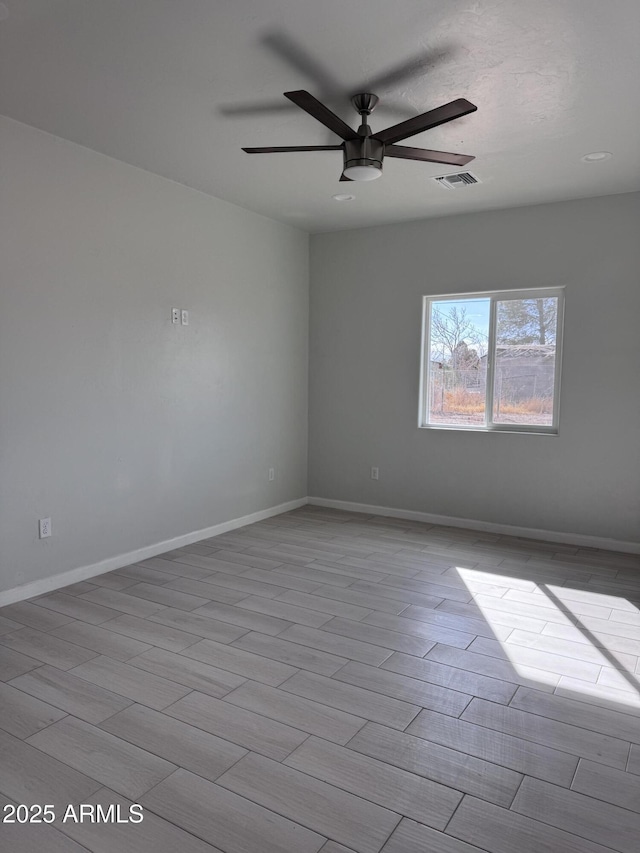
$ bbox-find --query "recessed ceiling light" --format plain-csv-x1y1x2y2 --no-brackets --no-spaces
581,151,612,163
332,194,355,201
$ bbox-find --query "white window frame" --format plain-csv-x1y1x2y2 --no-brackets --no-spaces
419,286,565,434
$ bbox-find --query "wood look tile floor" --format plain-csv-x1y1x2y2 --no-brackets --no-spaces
1,507,640,853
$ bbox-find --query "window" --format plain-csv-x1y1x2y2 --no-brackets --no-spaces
419,288,564,433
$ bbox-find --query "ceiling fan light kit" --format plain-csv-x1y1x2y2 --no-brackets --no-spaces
242,88,477,184
342,165,382,181
343,137,384,181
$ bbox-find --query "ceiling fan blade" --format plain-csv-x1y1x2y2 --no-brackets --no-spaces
373,98,477,145
284,90,358,140
386,144,474,166
262,31,343,100
242,145,343,153
354,45,456,94
220,101,299,117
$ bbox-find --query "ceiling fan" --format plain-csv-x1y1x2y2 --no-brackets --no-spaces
242,90,477,182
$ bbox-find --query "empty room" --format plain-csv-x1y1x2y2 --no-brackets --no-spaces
1,1,640,852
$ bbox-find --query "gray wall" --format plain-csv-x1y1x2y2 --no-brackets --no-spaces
309,192,640,544
0,117,309,594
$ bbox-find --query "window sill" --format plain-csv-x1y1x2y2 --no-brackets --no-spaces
419,423,558,436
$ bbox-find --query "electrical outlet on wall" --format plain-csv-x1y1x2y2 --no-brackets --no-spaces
268,468,275,482
181,310,189,326
39,517,52,538
171,308,180,324
371,467,379,480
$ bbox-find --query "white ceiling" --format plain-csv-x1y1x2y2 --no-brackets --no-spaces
1,0,639,232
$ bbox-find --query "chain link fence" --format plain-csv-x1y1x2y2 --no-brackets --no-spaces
429,366,554,424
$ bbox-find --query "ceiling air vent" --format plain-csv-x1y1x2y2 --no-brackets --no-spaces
433,171,480,189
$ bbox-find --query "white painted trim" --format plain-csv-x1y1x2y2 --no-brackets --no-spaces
3,493,637,607
0,498,307,607
307,496,640,555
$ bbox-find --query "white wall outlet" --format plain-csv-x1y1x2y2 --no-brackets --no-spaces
181,309,189,326
39,517,52,538
171,308,180,324
370,467,379,480
268,467,275,482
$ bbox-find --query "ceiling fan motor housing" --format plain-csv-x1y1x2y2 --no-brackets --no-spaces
343,137,384,174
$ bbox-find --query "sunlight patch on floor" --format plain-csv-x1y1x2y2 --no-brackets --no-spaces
455,567,640,709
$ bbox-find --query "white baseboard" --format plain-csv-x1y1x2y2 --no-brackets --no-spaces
307,496,640,555
0,497,307,607
3,493,637,607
